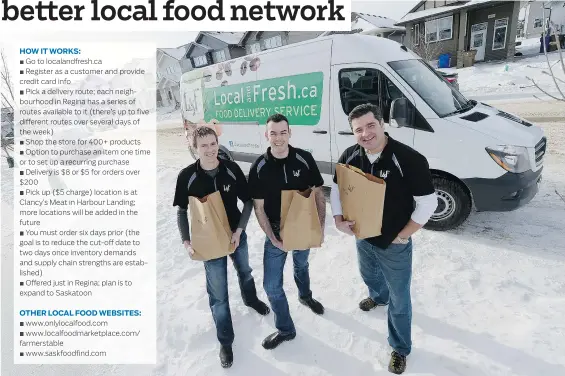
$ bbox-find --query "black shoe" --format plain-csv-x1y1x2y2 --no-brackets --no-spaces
359,297,387,312
299,297,324,315
248,300,270,316
388,351,407,374
261,331,296,350
219,345,233,368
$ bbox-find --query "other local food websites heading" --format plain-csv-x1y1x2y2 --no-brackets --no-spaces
1,0,346,22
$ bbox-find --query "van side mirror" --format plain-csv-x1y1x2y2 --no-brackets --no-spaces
390,98,414,128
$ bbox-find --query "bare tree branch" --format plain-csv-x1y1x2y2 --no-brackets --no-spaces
541,70,565,84
412,31,445,65
540,4,565,100
527,76,565,101
550,21,565,76
0,48,16,106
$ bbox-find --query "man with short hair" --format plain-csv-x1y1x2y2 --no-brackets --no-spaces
173,126,270,368
248,113,326,350
330,103,437,374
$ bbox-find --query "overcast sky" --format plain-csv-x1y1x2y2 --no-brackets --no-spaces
151,0,418,48
1,1,419,50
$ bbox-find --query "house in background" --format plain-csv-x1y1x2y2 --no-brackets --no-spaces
522,0,565,38
396,0,522,68
320,12,406,42
184,32,247,70
156,46,187,107
240,31,325,54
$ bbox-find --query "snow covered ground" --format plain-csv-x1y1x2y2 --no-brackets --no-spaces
2,120,565,375
452,51,565,99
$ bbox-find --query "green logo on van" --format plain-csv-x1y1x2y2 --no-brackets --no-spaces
203,72,323,126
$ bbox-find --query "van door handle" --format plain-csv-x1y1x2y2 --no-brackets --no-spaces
338,131,354,135
313,130,327,134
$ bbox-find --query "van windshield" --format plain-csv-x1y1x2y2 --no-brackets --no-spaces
388,59,473,118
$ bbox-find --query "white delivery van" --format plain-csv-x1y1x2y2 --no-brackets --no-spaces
179,34,546,231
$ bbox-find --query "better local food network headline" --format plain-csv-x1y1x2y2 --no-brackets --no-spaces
0,0,352,32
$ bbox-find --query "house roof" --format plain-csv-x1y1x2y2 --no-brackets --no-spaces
205,32,245,45
159,46,187,60
396,0,494,25
354,12,404,29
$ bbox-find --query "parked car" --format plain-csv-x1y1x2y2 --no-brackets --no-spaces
180,34,546,231
437,69,459,90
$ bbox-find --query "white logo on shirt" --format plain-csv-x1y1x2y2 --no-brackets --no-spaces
293,170,301,177
379,170,390,179
223,184,230,192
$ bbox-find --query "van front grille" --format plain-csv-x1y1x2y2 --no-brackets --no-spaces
535,137,546,167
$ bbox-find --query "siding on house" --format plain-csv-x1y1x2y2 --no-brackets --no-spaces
407,12,461,66
524,1,565,38
242,31,324,54
467,2,515,62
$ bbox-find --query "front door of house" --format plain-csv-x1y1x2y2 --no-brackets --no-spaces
470,22,488,61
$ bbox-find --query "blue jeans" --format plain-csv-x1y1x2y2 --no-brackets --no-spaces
203,231,259,346
263,237,312,335
356,238,413,356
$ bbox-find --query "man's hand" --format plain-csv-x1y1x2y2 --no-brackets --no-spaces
334,215,355,236
231,228,242,249
270,236,284,250
183,240,194,257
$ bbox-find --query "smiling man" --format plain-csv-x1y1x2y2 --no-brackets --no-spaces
330,103,437,374
173,126,270,369
248,113,326,350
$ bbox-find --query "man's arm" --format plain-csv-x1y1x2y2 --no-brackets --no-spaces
313,187,326,231
177,207,191,242
395,153,437,241
253,199,277,242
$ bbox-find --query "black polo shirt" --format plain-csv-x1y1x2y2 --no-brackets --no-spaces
248,145,324,226
173,159,251,231
333,133,435,249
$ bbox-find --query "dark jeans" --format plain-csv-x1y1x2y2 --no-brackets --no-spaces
263,236,312,335
203,231,259,346
356,237,413,356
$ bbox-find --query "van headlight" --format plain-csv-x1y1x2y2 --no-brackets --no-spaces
485,145,530,173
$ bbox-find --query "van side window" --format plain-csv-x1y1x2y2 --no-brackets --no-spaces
380,76,405,123
381,75,433,132
338,69,380,115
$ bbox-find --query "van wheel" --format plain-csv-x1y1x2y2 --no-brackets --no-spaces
424,176,472,231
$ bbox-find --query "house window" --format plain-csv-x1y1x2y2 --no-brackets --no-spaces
194,55,207,67
425,15,453,43
533,18,542,28
166,66,177,75
264,35,282,49
414,24,420,45
249,42,261,54
213,50,226,63
493,18,508,50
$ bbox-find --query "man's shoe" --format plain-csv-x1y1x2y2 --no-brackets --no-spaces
388,351,407,374
261,331,296,350
359,297,387,312
299,297,324,315
248,300,270,316
219,345,233,368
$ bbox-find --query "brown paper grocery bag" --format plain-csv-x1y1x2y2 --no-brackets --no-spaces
280,189,323,252
335,163,386,239
188,191,235,261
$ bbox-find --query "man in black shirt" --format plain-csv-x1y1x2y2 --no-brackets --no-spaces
248,113,326,350
173,127,270,369
330,104,437,374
